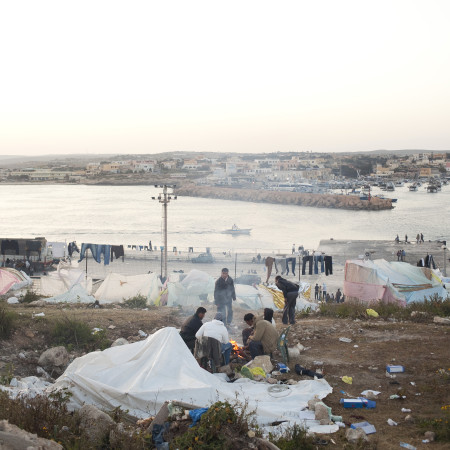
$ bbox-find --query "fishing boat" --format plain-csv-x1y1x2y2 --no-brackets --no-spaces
222,225,252,235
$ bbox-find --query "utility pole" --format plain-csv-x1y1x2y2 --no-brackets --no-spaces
152,185,177,280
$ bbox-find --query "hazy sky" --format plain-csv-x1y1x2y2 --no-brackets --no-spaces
1,0,449,156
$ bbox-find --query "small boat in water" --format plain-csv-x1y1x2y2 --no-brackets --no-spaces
222,224,252,235
427,185,438,193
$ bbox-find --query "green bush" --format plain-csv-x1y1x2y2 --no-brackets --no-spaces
0,363,14,385
21,289,41,303
51,317,110,351
123,294,148,309
269,425,315,450
0,305,17,339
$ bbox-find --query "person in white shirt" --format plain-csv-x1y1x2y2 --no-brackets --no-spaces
195,312,232,364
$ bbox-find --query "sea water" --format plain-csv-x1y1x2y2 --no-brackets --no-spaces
0,184,448,252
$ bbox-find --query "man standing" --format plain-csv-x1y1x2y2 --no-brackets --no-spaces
195,312,232,365
245,314,278,359
322,282,327,301
214,268,236,326
275,275,298,325
314,283,319,300
335,288,342,303
179,307,206,353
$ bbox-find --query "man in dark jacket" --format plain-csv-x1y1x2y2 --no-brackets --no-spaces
214,268,236,326
275,275,298,325
180,307,207,352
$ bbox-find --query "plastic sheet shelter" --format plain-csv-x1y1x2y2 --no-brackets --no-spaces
45,284,96,304
40,261,92,296
49,327,335,432
166,269,214,307
0,268,32,295
94,272,161,304
344,259,448,306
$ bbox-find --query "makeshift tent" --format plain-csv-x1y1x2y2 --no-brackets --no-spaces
94,272,161,304
344,259,448,306
40,261,92,296
165,270,214,307
234,285,275,310
49,327,335,433
0,268,32,295
45,284,96,304
258,284,318,311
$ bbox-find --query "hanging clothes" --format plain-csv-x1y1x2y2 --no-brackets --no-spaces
286,257,296,276
1,239,20,255
111,245,125,262
302,256,313,275
78,243,111,265
324,256,333,275
265,257,277,283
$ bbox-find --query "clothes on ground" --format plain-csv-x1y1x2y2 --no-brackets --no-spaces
250,316,278,355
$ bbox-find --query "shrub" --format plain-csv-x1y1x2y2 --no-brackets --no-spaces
123,294,148,309
0,363,14,385
51,317,110,351
269,424,315,450
21,289,41,303
0,305,17,339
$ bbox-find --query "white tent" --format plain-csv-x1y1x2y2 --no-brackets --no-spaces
49,327,335,432
166,270,214,307
0,268,32,295
40,261,92,296
94,272,161,304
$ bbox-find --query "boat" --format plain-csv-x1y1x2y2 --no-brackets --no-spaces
427,185,438,193
222,225,252,235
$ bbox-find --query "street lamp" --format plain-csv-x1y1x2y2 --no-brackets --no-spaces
442,244,447,277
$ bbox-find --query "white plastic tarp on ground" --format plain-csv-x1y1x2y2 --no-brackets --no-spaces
94,272,161,304
45,284,96,304
40,261,92,296
166,270,214,306
49,328,334,431
344,259,448,306
0,268,32,294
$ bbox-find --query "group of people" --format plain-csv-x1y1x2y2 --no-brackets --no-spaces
314,283,343,303
179,268,293,368
396,249,407,261
395,233,424,244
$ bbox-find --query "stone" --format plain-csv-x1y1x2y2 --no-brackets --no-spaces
0,419,63,449
245,355,273,373
315,403,331,425
28,300,47,307
38,346,69,376
267,377,278,384
24,330,35,338
286,379,298,385
78,404,115,443
405,414,414,423
346,427,368,443
433,316,450,325
111,338,129,347
424,431,435,441
7,297,19,304
217,364,233,376
307,396,321,411
108,325,116,329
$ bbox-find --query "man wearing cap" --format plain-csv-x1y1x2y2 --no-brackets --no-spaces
214,268,236,326
195,312,232,365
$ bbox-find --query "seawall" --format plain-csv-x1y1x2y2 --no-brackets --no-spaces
175,184,393,211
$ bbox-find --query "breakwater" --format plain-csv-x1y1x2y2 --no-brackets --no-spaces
175,184,393,210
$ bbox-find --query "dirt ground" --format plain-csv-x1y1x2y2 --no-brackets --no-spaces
1,303,449,449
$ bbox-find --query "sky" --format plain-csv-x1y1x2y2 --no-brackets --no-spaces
1,0,450,156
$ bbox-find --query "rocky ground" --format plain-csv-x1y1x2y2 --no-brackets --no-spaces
1,302,449,449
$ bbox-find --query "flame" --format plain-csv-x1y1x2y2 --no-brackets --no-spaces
229,340,240,351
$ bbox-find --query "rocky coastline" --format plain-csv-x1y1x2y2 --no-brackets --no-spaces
175,184,393,211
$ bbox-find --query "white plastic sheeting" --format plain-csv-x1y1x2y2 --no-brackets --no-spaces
94,272,161,304
50,327,334,431
166,270,214,307
40,261,92,296
45,284,96,304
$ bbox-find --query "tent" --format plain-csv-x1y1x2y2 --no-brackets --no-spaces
49,327,335,433
40,261,92,296
0,268,32,295
344,259,448,306
94,272,161,304
166,269,214,307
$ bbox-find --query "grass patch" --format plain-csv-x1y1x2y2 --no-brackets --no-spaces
51,316,110,351
319,295,450,321
123,294,148,309
171,401,258,449
0,305,17,339
418,409,450,442
21,289,42,303
269,424,315,449
0,363,14,385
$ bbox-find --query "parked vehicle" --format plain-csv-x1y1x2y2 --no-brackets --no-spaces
191,253,215,263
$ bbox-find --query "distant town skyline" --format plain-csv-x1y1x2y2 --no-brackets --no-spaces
1,0,450,156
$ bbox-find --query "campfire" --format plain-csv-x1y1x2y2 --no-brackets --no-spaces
229,340,250,362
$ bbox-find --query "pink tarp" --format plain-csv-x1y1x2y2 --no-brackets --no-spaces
0,269,22,295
